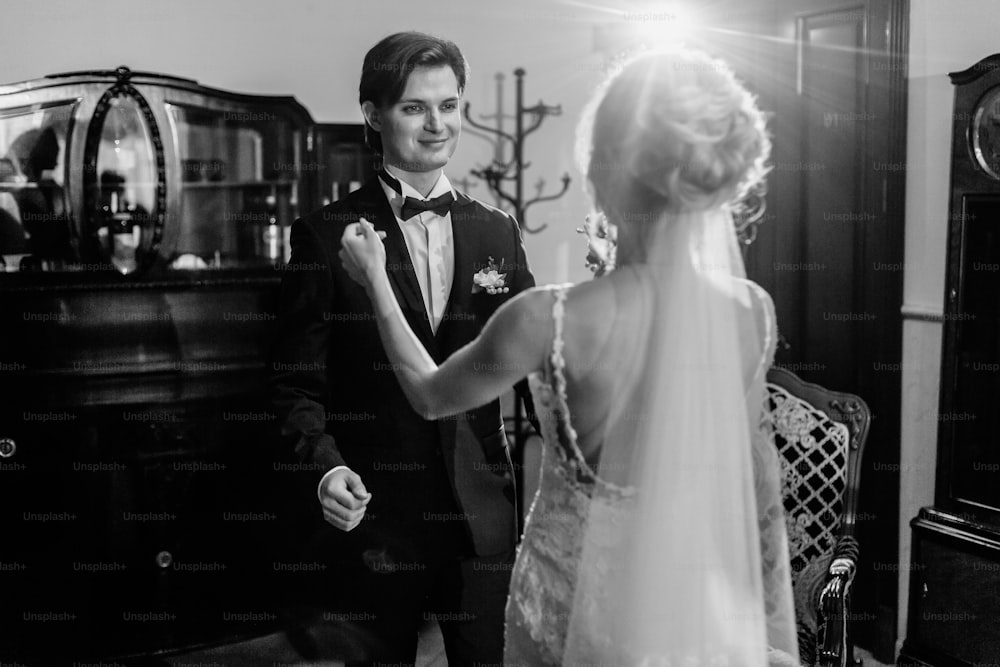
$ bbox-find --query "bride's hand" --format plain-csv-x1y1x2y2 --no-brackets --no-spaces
339,217,388,290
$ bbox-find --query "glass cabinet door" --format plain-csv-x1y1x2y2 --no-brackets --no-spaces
89,94,160,274
166,104,300,270
312,123,375,205
0,101,76,270
945,195,1000,513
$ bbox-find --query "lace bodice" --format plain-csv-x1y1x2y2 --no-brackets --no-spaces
504,281,798,665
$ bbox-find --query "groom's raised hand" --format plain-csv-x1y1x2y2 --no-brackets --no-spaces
319,468,372,532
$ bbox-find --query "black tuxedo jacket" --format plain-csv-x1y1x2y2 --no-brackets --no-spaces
270,177,535,560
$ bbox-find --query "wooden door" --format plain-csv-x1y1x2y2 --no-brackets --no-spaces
702,0,908,659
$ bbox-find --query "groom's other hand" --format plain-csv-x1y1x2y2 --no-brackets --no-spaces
319,468,372,531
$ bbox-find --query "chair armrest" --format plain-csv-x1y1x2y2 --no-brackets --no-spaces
815,536,859,667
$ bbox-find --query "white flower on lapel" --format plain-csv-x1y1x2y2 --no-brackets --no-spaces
472,256,509,295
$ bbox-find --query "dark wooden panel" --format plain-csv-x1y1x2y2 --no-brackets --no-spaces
0,278,312,660
0,394,303,660
914,540,1000,659
799,12,866,393
903,509,1000,665
946,197,1000,516
707,1,906,659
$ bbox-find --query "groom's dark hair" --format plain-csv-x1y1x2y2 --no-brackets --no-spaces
359,32,469,155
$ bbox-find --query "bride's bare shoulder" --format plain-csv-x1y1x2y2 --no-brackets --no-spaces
519,274,646,344
563,278,619,320
559,277,631,362
732,278,776,362
738,279,775,331
498,285,561,333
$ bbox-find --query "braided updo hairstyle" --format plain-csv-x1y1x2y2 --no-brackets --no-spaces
579,49,770,262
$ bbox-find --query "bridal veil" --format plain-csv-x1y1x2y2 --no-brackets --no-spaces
563,49,798,665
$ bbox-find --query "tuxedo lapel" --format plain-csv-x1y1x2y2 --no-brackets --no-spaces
436,192,482,347
435,193,481,498
351,179,437,348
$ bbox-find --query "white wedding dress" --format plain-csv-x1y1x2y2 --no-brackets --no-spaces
504,279,800,666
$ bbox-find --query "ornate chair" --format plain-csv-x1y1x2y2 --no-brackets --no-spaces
763,367,871,667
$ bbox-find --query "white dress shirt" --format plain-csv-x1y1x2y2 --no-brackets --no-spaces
378,171,455,333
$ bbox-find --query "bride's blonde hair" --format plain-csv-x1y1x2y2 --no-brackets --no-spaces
578,49,770,255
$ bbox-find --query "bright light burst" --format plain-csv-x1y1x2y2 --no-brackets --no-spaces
624,6,700,48
579,1,705,62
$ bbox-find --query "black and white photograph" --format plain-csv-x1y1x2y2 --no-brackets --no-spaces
0,1,995,665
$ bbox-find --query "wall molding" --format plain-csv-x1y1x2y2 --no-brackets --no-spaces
901,303,944,322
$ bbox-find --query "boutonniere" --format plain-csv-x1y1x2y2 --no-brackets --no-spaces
472,256,510,295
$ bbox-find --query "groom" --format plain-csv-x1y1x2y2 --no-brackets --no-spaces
270,32,534,666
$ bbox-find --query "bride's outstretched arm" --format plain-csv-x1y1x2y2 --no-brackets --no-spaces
340,219,550,421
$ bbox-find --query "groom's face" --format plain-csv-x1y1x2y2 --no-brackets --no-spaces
367,65,461,172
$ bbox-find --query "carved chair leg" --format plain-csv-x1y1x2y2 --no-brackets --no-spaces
848,624,862,667
847,601,861,667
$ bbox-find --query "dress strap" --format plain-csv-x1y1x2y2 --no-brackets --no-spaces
546,284,635,496
540,283,636,497
744,280,778,387
548,284,572,409
547,284,598,485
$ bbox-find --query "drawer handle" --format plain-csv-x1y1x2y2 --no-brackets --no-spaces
0,438,15,458
155,550,173,569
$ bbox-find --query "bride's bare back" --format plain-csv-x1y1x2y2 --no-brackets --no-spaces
553,267,772,465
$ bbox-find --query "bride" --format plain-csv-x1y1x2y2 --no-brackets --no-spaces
340,48,800,666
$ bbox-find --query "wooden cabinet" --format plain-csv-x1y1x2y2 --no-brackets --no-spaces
899,54,1000,666
902,510,1000,666
0,66,372,660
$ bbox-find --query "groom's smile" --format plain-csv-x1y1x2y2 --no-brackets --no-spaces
364,65,461,178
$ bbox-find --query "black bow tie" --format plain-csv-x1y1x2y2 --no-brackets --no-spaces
400,193,455,220
378,169,455,220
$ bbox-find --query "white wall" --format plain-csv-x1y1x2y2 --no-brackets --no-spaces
0,0,626,285
898,0,1000,652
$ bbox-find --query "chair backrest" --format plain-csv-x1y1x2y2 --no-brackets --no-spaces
763,367,871,579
